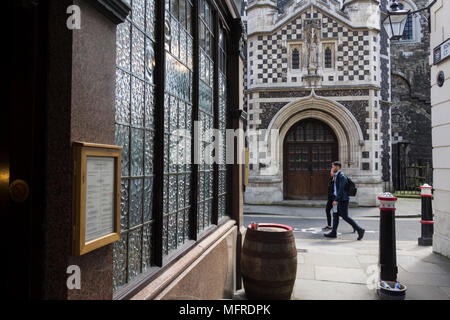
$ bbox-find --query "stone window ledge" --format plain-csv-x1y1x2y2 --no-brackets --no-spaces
131,220,237,300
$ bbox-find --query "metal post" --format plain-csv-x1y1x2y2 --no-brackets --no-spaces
418,184,434,246
378,193,399,282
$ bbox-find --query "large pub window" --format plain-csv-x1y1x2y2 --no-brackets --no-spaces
113,0,231,295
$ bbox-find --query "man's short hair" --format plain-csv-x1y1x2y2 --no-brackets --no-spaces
332,161,342,168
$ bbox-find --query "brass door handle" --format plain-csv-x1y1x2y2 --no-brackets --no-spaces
9,179,30,203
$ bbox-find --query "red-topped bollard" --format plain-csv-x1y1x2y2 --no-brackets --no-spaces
419,184,434,246
378,193,399,282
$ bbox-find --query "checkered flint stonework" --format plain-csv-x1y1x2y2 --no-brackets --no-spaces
248,9,372,84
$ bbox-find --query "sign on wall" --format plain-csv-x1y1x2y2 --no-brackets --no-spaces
433,38,450,65
72,142,122,256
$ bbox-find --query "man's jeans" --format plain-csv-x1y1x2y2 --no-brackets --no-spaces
332,200,362,233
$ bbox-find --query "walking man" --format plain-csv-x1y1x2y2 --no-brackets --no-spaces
324,161,365,240
323,170,335,231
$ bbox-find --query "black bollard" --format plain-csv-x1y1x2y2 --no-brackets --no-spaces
418,184,434,246
378,193,398,282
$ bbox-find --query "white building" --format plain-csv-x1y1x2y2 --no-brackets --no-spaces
430,0,450,258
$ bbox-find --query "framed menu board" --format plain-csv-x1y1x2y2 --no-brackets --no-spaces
72,142,122,256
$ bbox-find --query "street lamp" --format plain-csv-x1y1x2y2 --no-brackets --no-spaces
382,1,410,40
382,0,438,41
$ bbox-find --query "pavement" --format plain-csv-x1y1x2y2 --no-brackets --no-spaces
291,239,450,300
234,198,450,300
234,239,450,300
244,197,423,218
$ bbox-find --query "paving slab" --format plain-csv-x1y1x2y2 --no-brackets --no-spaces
303,252,361,269
397,255,449,274
439,286,450,298
357,255,378,265
296,263,315,280
315,266,368,284
405,285,449,300
397,269,450,287
292,279,377,300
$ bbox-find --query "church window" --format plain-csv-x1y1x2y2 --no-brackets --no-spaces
292,49,300,69
402,15,413,40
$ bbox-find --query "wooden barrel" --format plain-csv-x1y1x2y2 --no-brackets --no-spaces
241,223,297,300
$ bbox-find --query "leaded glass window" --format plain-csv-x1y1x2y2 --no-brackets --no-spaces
218,26,228,221
197,0,215,233
113,0,231,293
114,0,157,290
292,49,300,69
402,15,413,41
163,0,194,256
324,47,332,68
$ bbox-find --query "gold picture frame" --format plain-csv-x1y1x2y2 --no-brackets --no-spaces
72,142,122,256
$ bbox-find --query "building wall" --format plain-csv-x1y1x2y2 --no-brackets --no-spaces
430,0,450,258
132,223,237,300
244,0,384,206
390,0,432,191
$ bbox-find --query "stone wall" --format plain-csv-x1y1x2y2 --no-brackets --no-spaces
390,0,432,190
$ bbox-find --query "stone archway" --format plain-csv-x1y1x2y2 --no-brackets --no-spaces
261,90,364,183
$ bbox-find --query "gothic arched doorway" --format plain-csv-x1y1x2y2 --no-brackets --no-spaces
283,119,338,200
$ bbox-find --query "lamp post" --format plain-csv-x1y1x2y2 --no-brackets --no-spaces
382,0,438,40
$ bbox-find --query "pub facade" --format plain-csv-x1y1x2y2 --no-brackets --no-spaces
7,0,246,300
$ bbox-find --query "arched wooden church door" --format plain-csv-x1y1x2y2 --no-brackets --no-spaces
283,119,338,200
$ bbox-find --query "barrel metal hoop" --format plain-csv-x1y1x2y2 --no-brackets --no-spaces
242,247,298,259
242,275,296,288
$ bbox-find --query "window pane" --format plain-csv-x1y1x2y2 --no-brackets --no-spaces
114,0,157,291
162,2,194,257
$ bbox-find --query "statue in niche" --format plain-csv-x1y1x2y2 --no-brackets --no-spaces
305,20,321,74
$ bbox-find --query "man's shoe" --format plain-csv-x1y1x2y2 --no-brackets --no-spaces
357,229,365,241
324,232,337,238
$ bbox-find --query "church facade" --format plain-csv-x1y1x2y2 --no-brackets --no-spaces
243,0,392,206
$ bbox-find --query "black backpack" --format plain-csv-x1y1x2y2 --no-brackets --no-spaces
346,178,358,197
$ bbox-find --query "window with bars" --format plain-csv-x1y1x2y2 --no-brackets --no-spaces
113,0,231,294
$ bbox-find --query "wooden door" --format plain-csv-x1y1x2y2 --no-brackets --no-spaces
284,120,338,200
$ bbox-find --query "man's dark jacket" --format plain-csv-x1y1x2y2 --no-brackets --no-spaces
334,171,349,202
327,178,335,201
